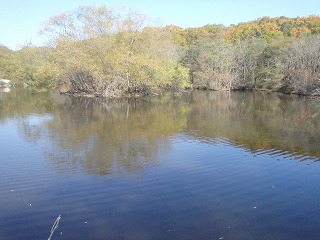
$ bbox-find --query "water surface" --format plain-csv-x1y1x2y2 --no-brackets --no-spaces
0,89,319,240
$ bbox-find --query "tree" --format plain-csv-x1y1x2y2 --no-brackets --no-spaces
39,5,189,97
280,35,320,95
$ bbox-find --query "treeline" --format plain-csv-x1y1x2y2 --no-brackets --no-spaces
0,6,191,96
167,16,320,95
1,6,320,97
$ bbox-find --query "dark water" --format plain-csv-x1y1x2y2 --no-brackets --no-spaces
0,88,320,240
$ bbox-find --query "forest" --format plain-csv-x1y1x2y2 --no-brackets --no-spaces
0,6,320,97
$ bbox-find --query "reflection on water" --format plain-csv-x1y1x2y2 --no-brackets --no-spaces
0,88,320,240
2,88,318,172
0,87,11,93
41,94,190,175
187,91,320,160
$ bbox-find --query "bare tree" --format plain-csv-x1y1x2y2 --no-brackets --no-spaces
281,35,320,95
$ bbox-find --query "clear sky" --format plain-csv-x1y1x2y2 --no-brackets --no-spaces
1,0,320,50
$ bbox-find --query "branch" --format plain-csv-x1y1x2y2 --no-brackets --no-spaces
48,215,61,240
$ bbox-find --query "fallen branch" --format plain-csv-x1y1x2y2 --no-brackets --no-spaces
48,215,61,240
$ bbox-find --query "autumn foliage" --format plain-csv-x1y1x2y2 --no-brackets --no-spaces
1,7,320,97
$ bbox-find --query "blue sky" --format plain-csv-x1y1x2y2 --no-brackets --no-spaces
1,0,320,50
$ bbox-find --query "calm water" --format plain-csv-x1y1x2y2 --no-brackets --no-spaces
0,88,320,240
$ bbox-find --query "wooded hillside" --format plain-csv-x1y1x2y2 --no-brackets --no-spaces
1,7,319,97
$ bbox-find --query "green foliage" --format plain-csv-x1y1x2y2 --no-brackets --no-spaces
0,44,12,57
0,45,56,91
1,11,320,96
0,50,34,84
36,6,191,97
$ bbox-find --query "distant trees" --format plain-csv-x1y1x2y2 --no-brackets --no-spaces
193,39,236,90
0,45,12,57
0,46,37,86
1,10,320,97
173,16,320,95
280,35,320,95
0,44,55,90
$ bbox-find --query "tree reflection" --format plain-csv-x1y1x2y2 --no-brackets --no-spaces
43,94,191,175
187,91,320,160
0,88,58,120
2,89,319,176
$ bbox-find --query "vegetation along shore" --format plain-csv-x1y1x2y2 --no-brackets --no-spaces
0,6,320,97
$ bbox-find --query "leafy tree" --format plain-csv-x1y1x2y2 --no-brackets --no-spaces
2,11,320,96
39,6,189,97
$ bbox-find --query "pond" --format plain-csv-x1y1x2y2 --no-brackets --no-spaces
0,88,319,240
